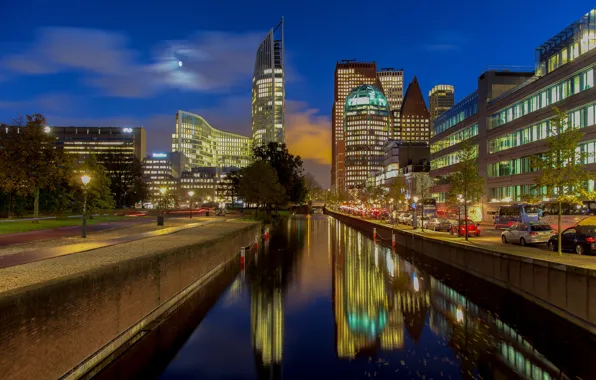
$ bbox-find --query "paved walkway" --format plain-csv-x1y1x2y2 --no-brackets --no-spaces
0,217,232,269
333,210,596,271
0,217,153,247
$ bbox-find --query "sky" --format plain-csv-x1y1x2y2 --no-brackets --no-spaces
0,0,594,188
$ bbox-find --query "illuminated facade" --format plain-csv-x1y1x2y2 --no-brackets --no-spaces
37,126,146,164
172,110,252,169
394,77,430,143
429,85,455,124
376,68,404,111
343,85,391,190
142,152,188,199
179,166,239,203
331,61,378,192
429,8,596,216
252,18,285,147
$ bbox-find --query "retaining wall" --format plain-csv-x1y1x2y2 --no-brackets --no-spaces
0,222,260,380
325,208,596,334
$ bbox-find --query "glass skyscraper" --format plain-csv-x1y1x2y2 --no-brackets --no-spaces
252,18,285,147
172,110,252,169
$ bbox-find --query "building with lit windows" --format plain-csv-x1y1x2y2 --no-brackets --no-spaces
142,152,188,199
394,77,430,142
429,85,455,124
429,8,596,219
331,61,378,192
35,126,146,164
252,18,285,147
172,110,252,169
343,85,391,191
376,68,404,111
179,166,239,203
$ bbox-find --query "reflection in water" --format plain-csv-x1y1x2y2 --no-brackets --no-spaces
151,215,592,380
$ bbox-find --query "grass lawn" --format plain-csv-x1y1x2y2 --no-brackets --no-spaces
0,216,127,234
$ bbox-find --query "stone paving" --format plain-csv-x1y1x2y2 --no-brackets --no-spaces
0,219,258,294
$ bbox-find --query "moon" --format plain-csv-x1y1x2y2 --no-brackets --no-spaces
178,60,183,67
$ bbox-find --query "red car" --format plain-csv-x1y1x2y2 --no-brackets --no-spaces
449,220,480,237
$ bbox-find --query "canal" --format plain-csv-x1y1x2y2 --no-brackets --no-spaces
98,215,596,379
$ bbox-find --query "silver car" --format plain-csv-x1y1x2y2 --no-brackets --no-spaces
501,222,554,246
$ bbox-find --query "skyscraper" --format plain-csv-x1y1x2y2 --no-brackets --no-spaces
428,85,455,124
343,85,391,191
252,18,285,147
331,60,377,192
376,68,404,111
394,77,430,143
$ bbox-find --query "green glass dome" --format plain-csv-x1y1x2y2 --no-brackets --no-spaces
344,85,389,111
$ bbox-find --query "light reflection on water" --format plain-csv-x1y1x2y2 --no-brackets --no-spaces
159,215,586,380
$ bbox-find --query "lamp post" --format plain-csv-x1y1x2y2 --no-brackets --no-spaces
413,196,419,229
188,191,195,219
81,175,91,238
158,187,167,226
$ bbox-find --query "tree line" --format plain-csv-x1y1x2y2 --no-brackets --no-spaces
0,114,148,219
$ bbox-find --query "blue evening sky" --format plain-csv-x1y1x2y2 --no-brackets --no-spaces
0,0,593,187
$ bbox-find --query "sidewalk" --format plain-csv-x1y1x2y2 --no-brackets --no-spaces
335,210,596,271
0,217,231,269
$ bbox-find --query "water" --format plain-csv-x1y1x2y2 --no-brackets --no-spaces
101,215,596,379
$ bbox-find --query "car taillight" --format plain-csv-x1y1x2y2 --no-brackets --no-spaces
586,237,596,243
529,232,538,236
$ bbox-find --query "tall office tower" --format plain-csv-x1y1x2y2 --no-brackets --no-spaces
394,77,430,143
428,85,455,124
343,85,391,191
252,18,285,147
331,60,377,192
376,68,404,111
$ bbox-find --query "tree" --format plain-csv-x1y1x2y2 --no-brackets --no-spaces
76,155,115,216
238,161,287,214
0,123,30,217
386,175,408,208
17,114,72,221
448,140,485,240
412,173,435,231
217,170,241,206
303,172,322,201
99,152,148,208
531,107,594,254
253,142,307,205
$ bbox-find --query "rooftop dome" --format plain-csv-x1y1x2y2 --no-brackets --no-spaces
344,85,389,111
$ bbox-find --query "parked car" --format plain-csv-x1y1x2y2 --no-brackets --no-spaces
449,220,480,237
425,218,452,232
501,222,554,246
399,213,413,225
547,224,596,255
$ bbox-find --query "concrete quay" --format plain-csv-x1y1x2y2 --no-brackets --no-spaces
325,208,596,335
0,219,261,380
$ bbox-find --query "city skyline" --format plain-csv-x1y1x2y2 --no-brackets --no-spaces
0,0,594,188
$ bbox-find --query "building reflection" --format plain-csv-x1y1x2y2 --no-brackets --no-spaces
331,219,566,379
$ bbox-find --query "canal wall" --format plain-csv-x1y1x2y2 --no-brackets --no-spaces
0,221,260,380
325,208,596,335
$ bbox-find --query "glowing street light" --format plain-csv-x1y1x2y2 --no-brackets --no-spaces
81,175,91,238
456,307,464,323
158,187,167,226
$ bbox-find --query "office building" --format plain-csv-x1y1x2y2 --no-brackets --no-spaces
40,126,146,164
394,77,431,142
142,152,188,199
179,166,239,203
376,68,404,111
429,8,596,219
343,85,391,191
365,140,430,188
172,110,252,169
331,60,378,192
252,18,285,147
429,85,455,124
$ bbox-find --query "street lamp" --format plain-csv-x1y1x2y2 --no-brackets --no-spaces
81,175,91,238
158,187,167,226
412,196,419,229
188,191,195,219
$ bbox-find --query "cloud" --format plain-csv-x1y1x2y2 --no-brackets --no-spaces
285,101,331,166
1,27,265,98
0,93,76,114
421,31,468,52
